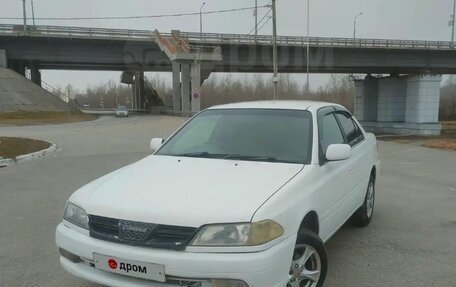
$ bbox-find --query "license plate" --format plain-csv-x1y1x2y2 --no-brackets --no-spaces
94,253,165,282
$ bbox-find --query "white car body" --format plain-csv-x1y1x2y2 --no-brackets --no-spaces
56,101,380,287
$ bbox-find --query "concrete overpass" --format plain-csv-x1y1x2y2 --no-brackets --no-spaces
1,24,454,135
2,24,456,74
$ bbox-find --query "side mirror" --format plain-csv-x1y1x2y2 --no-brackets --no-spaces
326,144,351,161
150,138,164,152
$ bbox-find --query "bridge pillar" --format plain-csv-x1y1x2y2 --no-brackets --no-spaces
138,71,145,110
10,60,26,76
154,29,220,115
132,71,146,111
181,64,191,114
354,76,378,121
0,50,6,68
355,75,442,135
191,64,201,113
377,77,407,122
405,75,441,124
30,61,41,87
172,62,181,112
171,63,207,115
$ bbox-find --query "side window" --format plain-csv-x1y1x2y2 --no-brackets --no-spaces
319,113,345,159
335,113,365,147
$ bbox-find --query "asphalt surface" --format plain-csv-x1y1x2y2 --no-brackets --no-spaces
0,115,455,287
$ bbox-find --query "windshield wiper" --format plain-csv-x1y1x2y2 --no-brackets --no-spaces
174,153,299,164
175,152,225,159
223,154,279,162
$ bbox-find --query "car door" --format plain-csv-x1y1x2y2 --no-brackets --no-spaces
315,107,353,241
334,110,370,213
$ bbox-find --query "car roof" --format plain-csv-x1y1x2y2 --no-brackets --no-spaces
207,100,342,112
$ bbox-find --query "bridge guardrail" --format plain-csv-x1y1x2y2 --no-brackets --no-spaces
0,24,154,40
25,69,80,108
0,24,454,50
181,32,455,50
41,80,70,104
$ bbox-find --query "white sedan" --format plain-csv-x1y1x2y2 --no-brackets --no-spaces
56,101,380,287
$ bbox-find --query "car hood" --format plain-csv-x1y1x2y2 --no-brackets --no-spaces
70,155,304,227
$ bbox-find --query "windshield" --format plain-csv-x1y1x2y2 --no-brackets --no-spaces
117,106,126,111
157,109,313,164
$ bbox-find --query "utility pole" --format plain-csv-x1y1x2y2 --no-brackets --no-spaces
452,0,456,48
306,0,310,96
31,0,36,26
272,0,278,100
22,0,27,33
200,2,206,41
255,0,258,42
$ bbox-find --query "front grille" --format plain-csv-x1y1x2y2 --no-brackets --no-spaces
88,215,198,250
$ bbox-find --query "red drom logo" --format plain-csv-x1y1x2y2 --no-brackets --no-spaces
108,259,118,269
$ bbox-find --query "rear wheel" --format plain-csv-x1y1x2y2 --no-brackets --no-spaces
287,229,327,287
352,175,375,227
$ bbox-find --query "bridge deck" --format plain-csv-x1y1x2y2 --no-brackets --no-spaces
1,24,455,50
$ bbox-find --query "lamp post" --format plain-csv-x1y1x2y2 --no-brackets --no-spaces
22,0,27,33
452,0,456,48
272,0,278,100
255,0,258,42
31,0,35,26
200,2,206,40
306,0,310,96
353,12,364,41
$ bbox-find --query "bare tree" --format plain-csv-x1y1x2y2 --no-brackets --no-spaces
440,77,456,121
202,74,356,111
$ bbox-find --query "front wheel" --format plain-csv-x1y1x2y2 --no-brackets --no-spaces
352,175,375,227
287,229,327,287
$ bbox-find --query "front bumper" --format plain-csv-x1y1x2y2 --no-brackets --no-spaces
56,222,296,287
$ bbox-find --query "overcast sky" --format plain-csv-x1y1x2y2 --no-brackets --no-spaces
1,0,455,90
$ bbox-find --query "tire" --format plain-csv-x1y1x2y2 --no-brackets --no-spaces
352,175,375,227
287,229,328,287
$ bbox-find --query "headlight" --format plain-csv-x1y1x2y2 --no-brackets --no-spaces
64,202,89,229
190,220,283,247
247,220,284,245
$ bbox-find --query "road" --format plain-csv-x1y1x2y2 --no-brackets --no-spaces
0,116,455,287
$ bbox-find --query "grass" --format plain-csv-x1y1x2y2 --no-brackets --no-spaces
0,137,51,159
443,120,456,126
0,111,97,126
422,139,456,151
378,121,456,151
380,134,456,151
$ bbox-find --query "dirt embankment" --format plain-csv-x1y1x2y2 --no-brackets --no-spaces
0,111,97,126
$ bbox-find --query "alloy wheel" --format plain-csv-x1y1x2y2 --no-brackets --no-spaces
287,244,321,287
366,182,375,219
